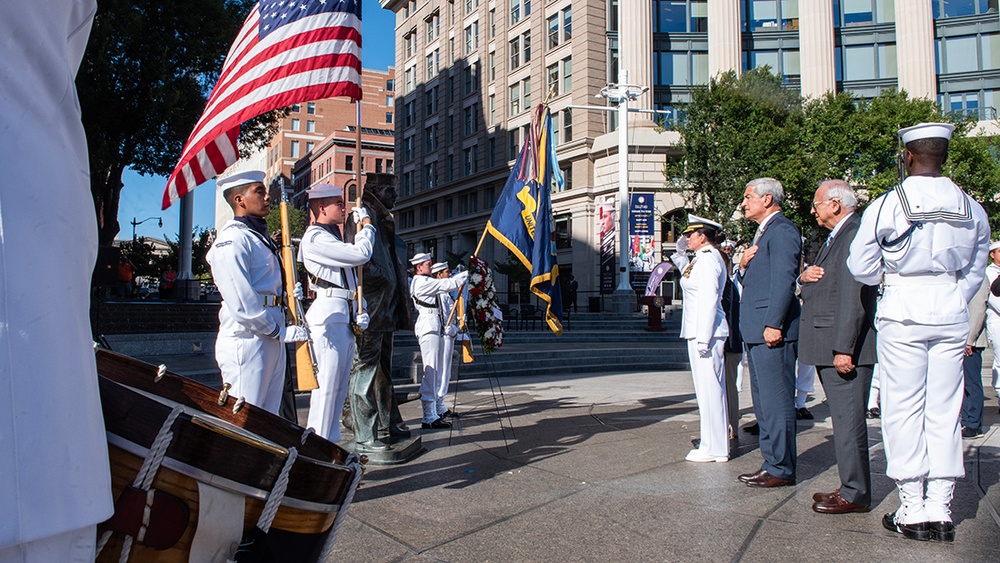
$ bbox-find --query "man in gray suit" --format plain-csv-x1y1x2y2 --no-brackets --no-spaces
799,180,878,513
736,178,802,488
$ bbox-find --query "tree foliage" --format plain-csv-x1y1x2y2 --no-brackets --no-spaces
77,0,282,245
667,68,1000,244
265,205,308,243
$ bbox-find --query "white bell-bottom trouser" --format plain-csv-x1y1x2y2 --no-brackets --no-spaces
986,310,1000,397
877,319,966,482
687,338,729,458
437,335,456,412
418,332,443,421
215,332,285,414
306,322,355,442
0,525,95,563
795,361,815,409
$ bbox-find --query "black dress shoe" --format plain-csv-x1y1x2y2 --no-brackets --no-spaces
439,409,459,419
812,492,869,514
812,488,840,502
745,471,795,488
866,407,881,419
796,407,814,420
388,424,412,438
421,418,451,430
743,422,760,435
929,521,955,542
882,512,930,541
691,438,701,448
738,469,765,483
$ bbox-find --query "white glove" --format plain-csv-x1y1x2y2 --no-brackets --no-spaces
293,282,304,300
676,234,689,253
352,206,371,223
453,270,469,285
279,325,309,342
445,324,458,337
697,342,711,358
356,313,370,330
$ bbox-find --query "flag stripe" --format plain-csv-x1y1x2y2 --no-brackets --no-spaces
164,2,362,209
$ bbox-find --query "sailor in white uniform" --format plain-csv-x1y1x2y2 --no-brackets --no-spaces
410,253,468,429
298,184,374,442
431,262,462,418
848,122,990,542
678,215,730,463
0,2,114,559
984,241,1000,413
207,171,309,414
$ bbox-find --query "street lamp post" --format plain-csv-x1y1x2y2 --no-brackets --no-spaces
131,216,162,242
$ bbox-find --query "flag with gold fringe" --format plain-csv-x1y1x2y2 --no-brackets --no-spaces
483,105,563,334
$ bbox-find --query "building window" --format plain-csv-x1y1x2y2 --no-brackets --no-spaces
386,95,394,106
522,78,532,110
404,30,416,59
555,216,572,247
290,140,300,158
741,0,796,31
291,118,300,131
489,51,497,81
425,86,439,114
387,159,394,174
523,31,532,63
463,145,478,175
403,136,414,162
465,21,479,55
445,198,454,218
562,108,573,143
405,67,414,93
563,7,573,40
509,129,519,159
426,12,440,42
425,123,438,151
489,94,496,124
306,141,314,153
485,186,495,208
509,83,521,114
464,103,479,135
655,51,709,85
547,15,559,49
386,79,394,91
424,161,437,190
401,170,413,196
487,137,496,167
489,8,496,38
932,0,998,19
464,62,480,95
291,103,301,112
404,100,415,127
547,63,560,96
306,120,315,132
375,158,383,173
842,44,895,80
563,57,573,93
386,111,393,123
511,0,521,25
509,37,521,69
345,155,354,171
937,34,1000,74
426,49,440,79
307,102,316,114
551,112,561,145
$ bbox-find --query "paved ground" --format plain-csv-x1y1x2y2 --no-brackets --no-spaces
316,367,1000,562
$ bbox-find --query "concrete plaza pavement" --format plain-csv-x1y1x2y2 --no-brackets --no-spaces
318,367,1000,562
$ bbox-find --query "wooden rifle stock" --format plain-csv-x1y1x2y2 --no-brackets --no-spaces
280,199,319,391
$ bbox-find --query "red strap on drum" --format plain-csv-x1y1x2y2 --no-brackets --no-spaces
103,485,190,551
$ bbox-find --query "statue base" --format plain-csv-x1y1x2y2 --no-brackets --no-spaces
610,288,637,314
351,435,424,465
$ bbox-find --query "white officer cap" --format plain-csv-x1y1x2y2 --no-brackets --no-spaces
410,252,432,265
217,170,265,192
898,122,955,145
991,240,1000,252
720,239,736,248
683,214,723,234
431,262,449,274
307,183,343,200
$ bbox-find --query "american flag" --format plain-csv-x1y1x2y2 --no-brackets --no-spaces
162,0,362,209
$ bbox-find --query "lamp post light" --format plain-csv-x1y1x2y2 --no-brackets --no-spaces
131,216,162,242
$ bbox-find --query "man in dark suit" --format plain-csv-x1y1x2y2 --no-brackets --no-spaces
799,180,878,513
736,177,802,488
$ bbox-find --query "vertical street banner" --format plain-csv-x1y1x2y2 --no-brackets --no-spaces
484,105,564,334
163,0,363,208
629,193,655,291
597,195,616,295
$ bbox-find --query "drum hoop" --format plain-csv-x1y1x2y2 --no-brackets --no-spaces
107,433,343,514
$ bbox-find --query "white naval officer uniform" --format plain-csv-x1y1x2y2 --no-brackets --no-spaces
435,283,464,415
679,246,731,460
299,222,375,441
0,0,114,558
411,270,469,423
207,219,288,414
984,260,1000,406
848,173,990,525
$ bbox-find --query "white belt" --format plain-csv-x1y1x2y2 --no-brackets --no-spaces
883,272,957,286
317,287,355,300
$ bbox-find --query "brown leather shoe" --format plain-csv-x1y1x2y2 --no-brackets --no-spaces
745,471,795,488
812,488,840,502
812,492,869,514
739,469,765,483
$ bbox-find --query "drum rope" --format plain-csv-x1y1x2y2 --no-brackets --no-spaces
255,446,298,534
317,454,365,560
96,405,183,562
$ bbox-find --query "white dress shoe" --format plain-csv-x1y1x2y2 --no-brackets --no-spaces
685,449,728,463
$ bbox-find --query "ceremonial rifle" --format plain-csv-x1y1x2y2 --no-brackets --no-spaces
280,194,319,391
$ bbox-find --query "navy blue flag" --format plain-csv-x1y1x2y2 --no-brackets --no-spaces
484,105,564,334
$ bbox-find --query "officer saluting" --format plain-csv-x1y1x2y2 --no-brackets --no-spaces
298,183,375,442
848,123,991,542
207,171,309,414
431,262,462,419
410,253,468,429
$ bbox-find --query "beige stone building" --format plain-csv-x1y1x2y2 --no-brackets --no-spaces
380,0,1000,301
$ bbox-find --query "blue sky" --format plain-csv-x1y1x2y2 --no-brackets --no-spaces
118,0,396,241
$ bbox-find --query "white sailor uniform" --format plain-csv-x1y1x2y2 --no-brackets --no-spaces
679,246,731,460
436,288,462,415
298,222,375,441
848,175,990,524
207,220,288,414
411,271,469,423
985,261,1000,405
0,1,114,557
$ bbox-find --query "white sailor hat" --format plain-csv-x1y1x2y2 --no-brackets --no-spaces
683,214,723,234
410,252,432,265
217,170,265,192
307,183,343,200
899,122,955,145
431,262,449,274
990,240,1000,252
720,239,736,248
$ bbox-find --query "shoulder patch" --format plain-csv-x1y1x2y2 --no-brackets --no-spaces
215,240,233,248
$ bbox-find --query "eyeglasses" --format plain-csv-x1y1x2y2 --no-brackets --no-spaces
811,199,839,210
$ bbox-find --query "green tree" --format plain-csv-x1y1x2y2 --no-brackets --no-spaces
77,0,284,245
265,204,308,243
118,239,160,279
161,228,215,281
